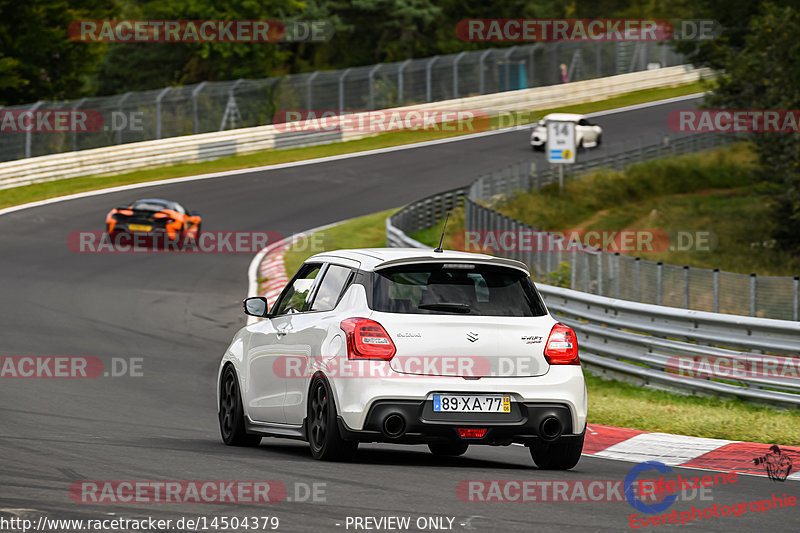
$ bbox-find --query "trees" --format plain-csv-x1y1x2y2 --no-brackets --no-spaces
700,3,800,253
92,0,300,94
0,0,114,105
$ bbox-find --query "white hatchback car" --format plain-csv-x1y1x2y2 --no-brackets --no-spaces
530,113,602,151
217,248,587,469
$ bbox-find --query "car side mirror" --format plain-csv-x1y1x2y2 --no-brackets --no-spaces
243,297,271,318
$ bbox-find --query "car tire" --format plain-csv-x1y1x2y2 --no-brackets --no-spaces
529,434,584,470
307,378,358,461
428,441,469,457
219,365,262,447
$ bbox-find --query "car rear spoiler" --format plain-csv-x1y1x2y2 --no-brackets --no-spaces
373,255,530,274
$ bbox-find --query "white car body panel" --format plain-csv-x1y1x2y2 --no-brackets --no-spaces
218,248,588,447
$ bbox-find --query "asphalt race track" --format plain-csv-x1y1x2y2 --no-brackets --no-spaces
1,95,797,532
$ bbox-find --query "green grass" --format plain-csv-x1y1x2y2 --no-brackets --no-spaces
282,208,399,277
412,143,800,276
585,373,800,445
276,209,800,445
1,81,706,211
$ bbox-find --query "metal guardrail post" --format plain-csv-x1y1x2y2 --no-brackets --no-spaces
478,50,492,94
750,273,757,317
453,51,466,98
425,56,440,102
24,101,44,158
614,253,621,298
551,43,559,85
397,59,411,106
656,261,663,305
567,48,581,82
191,82,206,134
597,253,603,295
527,44,543,87
713,268,720,313
115,92,132,144
582,252,590,293
504,46,518,90
546,246,552,284
634,257,641,302
338,68,352,113
570,251,577,289
306,71,320,110
368,64,382,110
71,97,87,151
554,237,562,275
794,276,800,321
155,87,171,140
683,265,690,309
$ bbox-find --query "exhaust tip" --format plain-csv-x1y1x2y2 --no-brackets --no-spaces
539,416,563,441
382,413,406,438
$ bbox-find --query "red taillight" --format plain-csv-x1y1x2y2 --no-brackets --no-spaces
117,209,133,216
340,318,396,360
544,323,580,365
458,428,487,439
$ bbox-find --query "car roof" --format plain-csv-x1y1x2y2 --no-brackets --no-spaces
543,113,586,122
306,248,530,273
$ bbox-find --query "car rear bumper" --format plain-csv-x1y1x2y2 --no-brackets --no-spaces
330,366,587,439
337,399,580,445
108,225,180,240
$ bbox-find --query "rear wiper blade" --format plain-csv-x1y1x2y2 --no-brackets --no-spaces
418,303,471,313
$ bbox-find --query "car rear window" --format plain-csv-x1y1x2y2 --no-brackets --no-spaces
370,263,546,316
132,200,170,211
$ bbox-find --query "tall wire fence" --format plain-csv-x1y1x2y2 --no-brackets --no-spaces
389,134,800,322
0,41,684,162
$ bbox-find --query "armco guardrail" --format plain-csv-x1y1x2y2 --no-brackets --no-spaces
0,65,707,191
539,285,800,407
386,138,800,406
388,226,800,406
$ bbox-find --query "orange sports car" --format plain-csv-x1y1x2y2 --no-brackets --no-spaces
106,198,202,242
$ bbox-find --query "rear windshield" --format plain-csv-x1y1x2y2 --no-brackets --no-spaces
132,200,170,211
370,263,546,316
